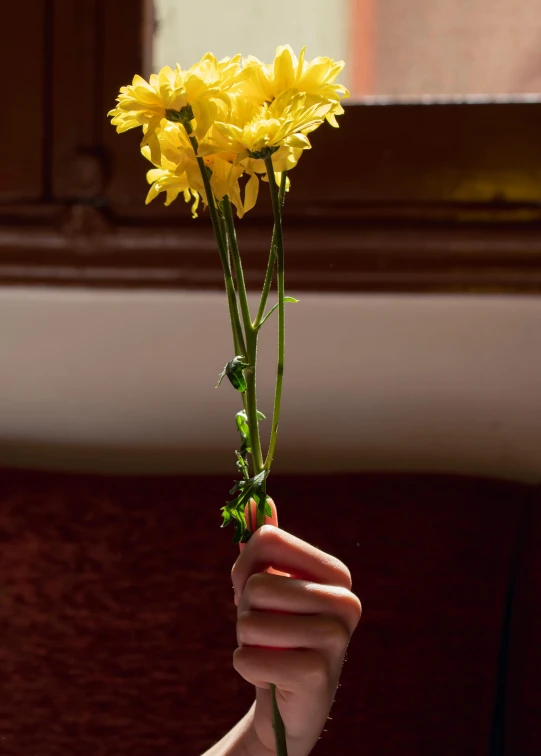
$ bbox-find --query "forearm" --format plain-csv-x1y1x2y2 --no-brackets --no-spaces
201,702,272,756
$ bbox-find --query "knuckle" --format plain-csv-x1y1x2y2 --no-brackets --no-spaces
244,572,267,593
333,588,362,632
236,610,255,644
347,592,363,625
332,558,353,590
244,572,269,601
257,524,280,547
323,617,351,652
232,645,246,673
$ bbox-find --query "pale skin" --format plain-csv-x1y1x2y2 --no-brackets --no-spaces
202,499,362,756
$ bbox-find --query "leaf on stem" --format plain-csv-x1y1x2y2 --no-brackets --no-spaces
221,470,271,544
216,356,251,393
235,409,265,462
235,450,250,480
257,297,299,330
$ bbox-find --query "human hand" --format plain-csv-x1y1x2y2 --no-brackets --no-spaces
231,499,362,756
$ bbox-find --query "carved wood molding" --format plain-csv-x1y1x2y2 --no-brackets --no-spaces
1,202,540,292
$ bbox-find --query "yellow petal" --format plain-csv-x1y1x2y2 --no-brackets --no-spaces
283,133,311,149
273,45,297,91
243,173,259,215
326,113,339,128
146,167,166,184
145,182,162,204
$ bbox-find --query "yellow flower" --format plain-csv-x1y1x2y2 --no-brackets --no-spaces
194,89,328,212
145,167,200,216
108,53,249,149
109,48,346,218
144,159,256,219
235,45,349,127
142,124,256,218
199,90,332,165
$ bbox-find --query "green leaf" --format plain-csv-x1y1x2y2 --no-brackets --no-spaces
253,490,272,518
216,356,251,393
257,297,299,330
235,410,265,461
235,410,251,456
235,450,249,480
221,470,270,544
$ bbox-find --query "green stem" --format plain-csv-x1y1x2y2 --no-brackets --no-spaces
222,197,252,340
221,197,264,483
226,166,288,756
218,210,249,418
253,172,288,330
264,158,285,472
259,162,289,753
187,124,287,754
270,685,288,756
245,331,264,479
185,126,246,358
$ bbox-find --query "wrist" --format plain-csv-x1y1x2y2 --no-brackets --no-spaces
201,703,273,756
241,716,275,756
236,704,275,756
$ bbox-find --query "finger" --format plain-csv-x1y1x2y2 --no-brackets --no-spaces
237,610,351,665
236,499,288,596
242,496,279,537
233,646,332,696
239,497,279,557
238,573,362,636
232,526,352,601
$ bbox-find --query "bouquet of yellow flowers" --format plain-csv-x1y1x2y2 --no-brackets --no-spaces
109,45,348,755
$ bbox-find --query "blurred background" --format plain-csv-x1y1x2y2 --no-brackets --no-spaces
1,2,541,755
154,0,541,97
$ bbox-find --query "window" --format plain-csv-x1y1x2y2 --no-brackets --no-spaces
1,0,540,292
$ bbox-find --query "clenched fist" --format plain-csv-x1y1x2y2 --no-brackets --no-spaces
209,499,361,756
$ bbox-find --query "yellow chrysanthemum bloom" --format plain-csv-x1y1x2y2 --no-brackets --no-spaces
199,90,332,165
141,128,199,216
193,89,330,213
234,45,349,127
145,167,200,216
144,160,256,219
108,53,251,150
142,123,255,218
109,47,345,218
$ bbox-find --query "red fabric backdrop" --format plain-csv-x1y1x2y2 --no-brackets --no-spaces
0,470,538,755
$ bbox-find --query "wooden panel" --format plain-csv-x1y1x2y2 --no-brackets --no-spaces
100,0,146,206
51,0,104,200
291,99,541,206
105,100,541,210
1,1,46,200
0,206,540,292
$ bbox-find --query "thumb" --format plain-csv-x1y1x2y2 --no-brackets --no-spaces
240,497,289,578
240,497,278,554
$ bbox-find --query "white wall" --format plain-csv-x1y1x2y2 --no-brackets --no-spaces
376,0,541,95
0,287,540,483
153,0,350,88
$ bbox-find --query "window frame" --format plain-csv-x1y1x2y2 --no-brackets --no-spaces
2,0,540,293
